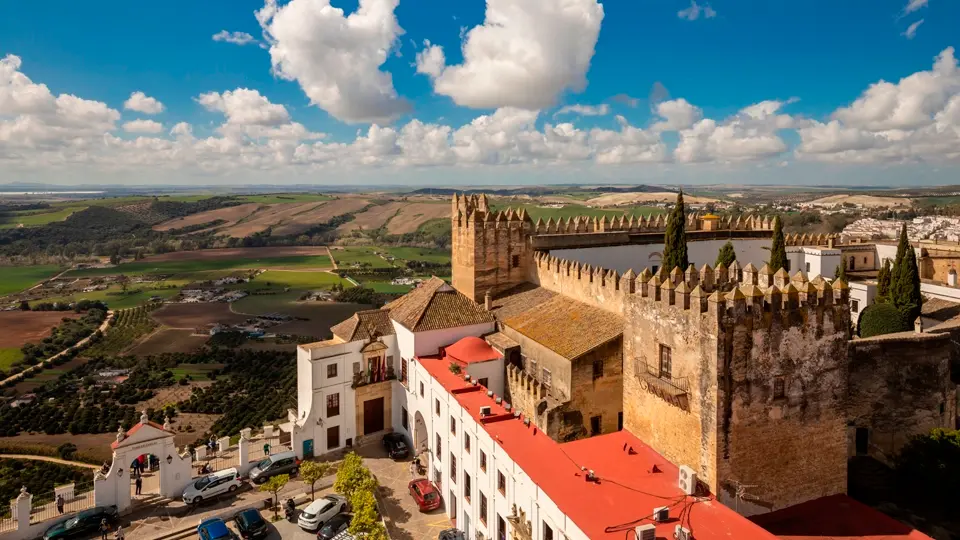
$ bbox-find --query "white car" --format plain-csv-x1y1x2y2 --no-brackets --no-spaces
182,467,241,504
297,494,348,531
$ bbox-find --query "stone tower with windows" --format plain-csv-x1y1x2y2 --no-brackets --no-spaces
451,194,534,303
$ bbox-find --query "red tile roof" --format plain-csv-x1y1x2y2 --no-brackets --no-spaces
111,421,170,449
750,494,932,540
415,352,778,540
444,336,502,364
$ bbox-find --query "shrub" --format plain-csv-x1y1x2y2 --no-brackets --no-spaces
895,428,960,510
858,303,912,338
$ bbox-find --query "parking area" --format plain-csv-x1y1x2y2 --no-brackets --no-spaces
358,444,453,540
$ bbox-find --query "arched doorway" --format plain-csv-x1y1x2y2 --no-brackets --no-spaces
413,411,427,456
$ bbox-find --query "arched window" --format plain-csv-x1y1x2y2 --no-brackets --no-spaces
949,269,957,287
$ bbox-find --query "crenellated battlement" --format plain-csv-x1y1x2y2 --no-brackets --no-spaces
531,251,850,320
529,212,776,235
506,363,548,402
784,232,841,247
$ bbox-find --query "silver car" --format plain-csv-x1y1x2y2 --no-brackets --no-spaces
297,494,348,531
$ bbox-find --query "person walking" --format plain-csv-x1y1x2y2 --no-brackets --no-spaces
134,475,143,496
114,526,125,540
56,494,64,515
263,442,271,456
100,518,110,540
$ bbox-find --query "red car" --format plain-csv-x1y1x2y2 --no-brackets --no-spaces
408,478,441,512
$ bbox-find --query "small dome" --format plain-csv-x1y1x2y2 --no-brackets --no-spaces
445,336,501,363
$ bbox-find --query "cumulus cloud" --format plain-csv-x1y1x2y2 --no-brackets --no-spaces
123,91,164,115
652,99,702,131
212,30,258,46
555,104,610,117
902,19,924,39
122,119,164,134
197,88,290,126
797,47,960,163
257,0,410,124
678,1,716,21
417,0,604,110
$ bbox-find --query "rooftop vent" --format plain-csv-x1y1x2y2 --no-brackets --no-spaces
678,465,697,496
653,506,669,523
464,374,471,381
675,525,693,540
495,397,503,405
487,390,494,397
503,403,511,411
635,524,655,540
523,418,531,427
479,406,492,417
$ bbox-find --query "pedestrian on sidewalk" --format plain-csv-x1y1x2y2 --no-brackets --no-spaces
134,475,142,495
263,442,271,456
56,494,64,515
99,518,110,540
114,526,125,540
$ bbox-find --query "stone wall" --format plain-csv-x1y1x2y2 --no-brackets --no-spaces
847,330,957,461
567,338,623,437
499,324,573,400
528,253,628,315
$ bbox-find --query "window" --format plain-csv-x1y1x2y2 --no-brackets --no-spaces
436,433,442,456
497,470,506,495
805,262,811,273
851,299,860,312
327,426,340,450
435,398,441,416
863,257,867,265
512,254,520,268
478,377,489,387
401,359,408,384
773,377,785,399
785,260,791,272
659,344,672,380
451,416,456,435
592,359,604,380
651,265,659,274
420,382,425,397
450,453,457,483
543,522,554,540
401,407,409,430
465,433,471,454
618,412,623,431
480,451,487,472
541,368,552,387
479,492,488,525
497,514,506,540
327,363,338,378
529,359,538,376
434,468,442,491
326,393,340,417
464,472,472,502
590,415,601,436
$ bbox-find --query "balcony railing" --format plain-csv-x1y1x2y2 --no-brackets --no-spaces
352,365,396,389
634,360,690,410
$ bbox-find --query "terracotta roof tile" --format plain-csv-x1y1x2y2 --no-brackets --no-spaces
489,283,558,320
502,293,623,359
388,277,494,332
330,309,394,342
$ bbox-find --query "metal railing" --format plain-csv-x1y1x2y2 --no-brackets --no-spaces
0,514,15,533
29,482,95,525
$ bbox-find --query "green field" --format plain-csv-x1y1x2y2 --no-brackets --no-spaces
0,348,23,370
247,270,352,290
66,255,333,277
169,363,223,381
37,286,181,310
330,247,394,268
384,247,451,264
331,246,451,269
0,207,86,229
0,265,62,296
234,194,334,204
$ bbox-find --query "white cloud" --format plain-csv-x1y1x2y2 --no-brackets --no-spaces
197,88,290,126
673,100,795,163
123,91,164,115
902,19,924,39
212,30,258,46
122,119,164,134
903,0,928,15
652,99,702,131
418,0,604,110
415,41,446,79
678,1,716,21
257,0,410,124
797,47,960,163
611,93,640,108
555,104,610,117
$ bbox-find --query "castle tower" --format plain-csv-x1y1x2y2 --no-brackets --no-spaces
451,194,533,302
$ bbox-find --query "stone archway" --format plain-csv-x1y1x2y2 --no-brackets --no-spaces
94,412,193,514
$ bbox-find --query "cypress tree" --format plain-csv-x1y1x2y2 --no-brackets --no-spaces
893,247,922,322
663,192,689,273
716,241,736,268
769,216,787,271
876,258,892,303
891,223,909,292
835,256,848,281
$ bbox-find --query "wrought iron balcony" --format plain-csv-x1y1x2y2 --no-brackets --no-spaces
633,360,690,410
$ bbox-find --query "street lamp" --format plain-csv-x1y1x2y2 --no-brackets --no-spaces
166,455,173,465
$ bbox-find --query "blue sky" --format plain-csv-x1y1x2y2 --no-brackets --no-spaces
1,0,959,186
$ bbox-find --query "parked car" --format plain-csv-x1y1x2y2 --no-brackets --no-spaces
183,467,242,504
43,506,119,540
408,478,441,512
197,518,239,540
382,432,410,459
248,450,299,484
439,529,466,540
298,494,349,531
317,513,352,540
233,508,269,539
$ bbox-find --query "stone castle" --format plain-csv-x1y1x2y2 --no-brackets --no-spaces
450,193,956,515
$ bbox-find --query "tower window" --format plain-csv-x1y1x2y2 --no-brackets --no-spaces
659,344,672,380
512,254,521,268
590,415,601,435
592,359,604,380
773,377,785,399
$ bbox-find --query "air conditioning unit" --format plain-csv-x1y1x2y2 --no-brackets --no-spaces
635,524,656,540
479,406,492,417
678,465,697,495
675,525,693,540
653,506,670,522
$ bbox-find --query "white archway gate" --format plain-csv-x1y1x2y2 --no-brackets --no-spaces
94,412,193,514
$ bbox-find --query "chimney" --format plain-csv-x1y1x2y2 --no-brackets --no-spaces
827,237,835,249
915,317,924,334
484,290,492,311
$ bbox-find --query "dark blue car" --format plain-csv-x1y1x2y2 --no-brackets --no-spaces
233,509,269,539
197,518,238,540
